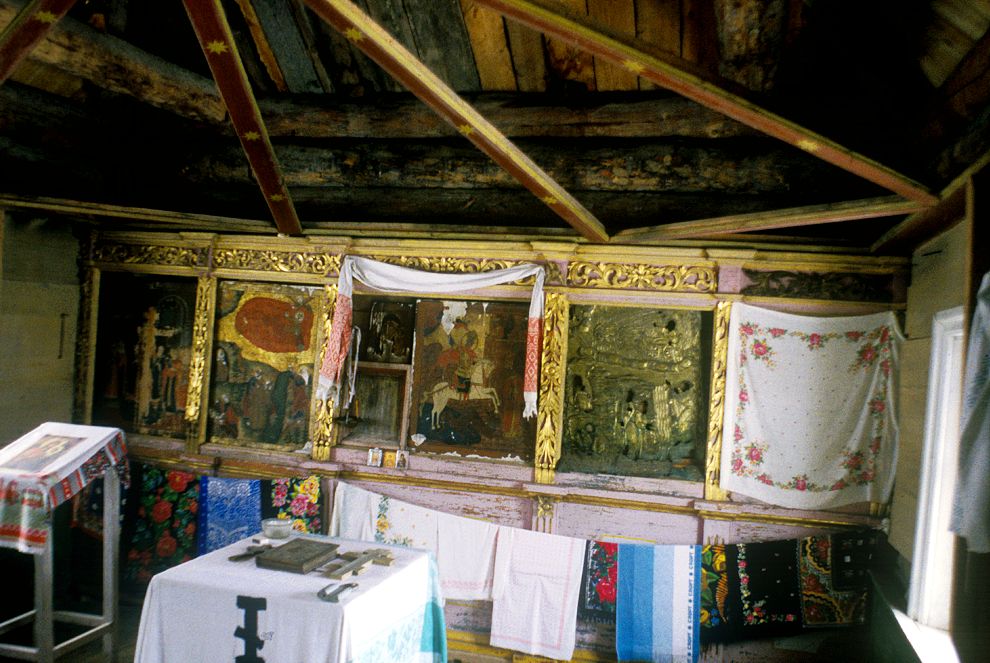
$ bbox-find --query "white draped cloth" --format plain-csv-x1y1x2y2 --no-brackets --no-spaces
720,303,902,509
951,272,990,552
489,527,584,660
318,256,546,417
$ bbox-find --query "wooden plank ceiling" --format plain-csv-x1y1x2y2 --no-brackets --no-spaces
1,0,989,249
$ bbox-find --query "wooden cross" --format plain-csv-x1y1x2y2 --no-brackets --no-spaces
323,548,395,580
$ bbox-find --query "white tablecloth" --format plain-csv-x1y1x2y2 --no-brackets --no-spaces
134,535,445,663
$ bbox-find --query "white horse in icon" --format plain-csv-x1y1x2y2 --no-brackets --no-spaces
428,359,500,429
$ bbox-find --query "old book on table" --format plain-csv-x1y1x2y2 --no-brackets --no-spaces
255,538,339,573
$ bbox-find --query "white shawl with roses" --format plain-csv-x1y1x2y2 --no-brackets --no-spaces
719,303,902,509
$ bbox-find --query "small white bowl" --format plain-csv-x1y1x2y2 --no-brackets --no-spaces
261,518,292,539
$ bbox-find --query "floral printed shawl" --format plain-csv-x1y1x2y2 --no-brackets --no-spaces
720,303,902,509
263,476,323,534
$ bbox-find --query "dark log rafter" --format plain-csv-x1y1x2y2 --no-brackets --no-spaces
182,0,302,236
0,0,74,84
614,196,927,243
302,0,609,243
475,0,939,207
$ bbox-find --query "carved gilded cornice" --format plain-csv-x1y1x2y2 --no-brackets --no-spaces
212,248,340,276
92,241,210,269
567,261,717,292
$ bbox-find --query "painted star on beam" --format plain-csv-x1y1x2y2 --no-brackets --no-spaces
270,193,286,202
541,195,558,206
622,59,644,74
457,124,474,136
243,131,261,142
34,10,57,23
796,139,821,153
206,40,229,55
344,27,363,43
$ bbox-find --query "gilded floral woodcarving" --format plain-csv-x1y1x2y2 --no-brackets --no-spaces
567,262,717,292
535,292,567,484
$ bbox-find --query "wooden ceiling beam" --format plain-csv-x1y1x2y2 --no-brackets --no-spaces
0,0,74,84
0,0,225,122
614,196,926,243
302,0,608,243
182,0,302,236
476,0,939,206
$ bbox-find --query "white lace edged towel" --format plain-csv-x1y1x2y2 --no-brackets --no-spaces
489,527,584,660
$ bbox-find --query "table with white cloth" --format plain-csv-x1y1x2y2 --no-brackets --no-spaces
134,535,446,663
0,422,128,663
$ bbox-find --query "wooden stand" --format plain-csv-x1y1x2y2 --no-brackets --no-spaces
0,467,120,662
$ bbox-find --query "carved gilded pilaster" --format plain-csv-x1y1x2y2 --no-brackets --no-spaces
73,265,99,424
567,261,717,292
312,284,338,461
705,301,732,500
534,292,568,484
533,495,556,533
185,276,217,450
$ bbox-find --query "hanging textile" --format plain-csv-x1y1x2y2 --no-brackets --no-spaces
490,527,584,660
123,465,199,585
263,476,323,534
699,543,739,642
372,492,439,553
798,535,869,626
728,540,802,637
616,544,701,663
579,540,619,624
318,256,546,418
436,510,498,601
196,476,261,555
720,302,902,509
951,271,990,552
328,480,379,542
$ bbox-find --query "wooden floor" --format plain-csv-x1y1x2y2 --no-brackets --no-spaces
0,600,142,663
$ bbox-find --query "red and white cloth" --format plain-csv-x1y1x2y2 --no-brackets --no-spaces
318,256,546,418
720,303,902,509
0,422,128,553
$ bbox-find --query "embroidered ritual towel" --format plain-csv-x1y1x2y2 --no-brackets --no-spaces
436,510,498,600
264,476,323,533
329,480,380,541
579,540,619,623
720,303,902,509
318,256,546,417
0,422,127,554
798,535,869,626
951,272,990,552
196,476,261,555
728,540,802,636
490,526,584,660
616,544,701,663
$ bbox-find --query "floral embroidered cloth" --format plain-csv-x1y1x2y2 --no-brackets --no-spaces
729,540,802,636
0,422,128,554
264,476,323,534
798,535,869,626
124,465,199,584
720,303,902,509
616,544,701,663
579,541,618,623
196,477,261,554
